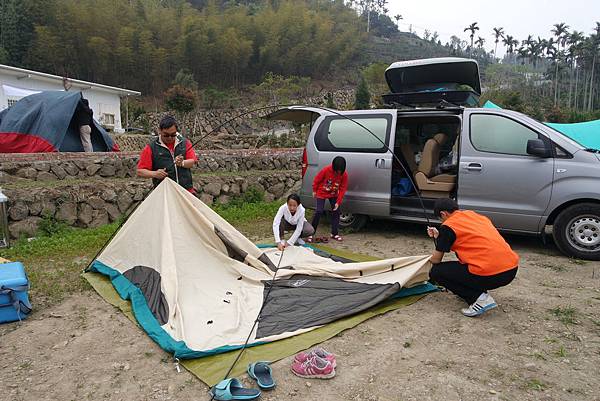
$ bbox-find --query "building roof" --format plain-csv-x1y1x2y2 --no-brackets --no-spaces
0,64,141,96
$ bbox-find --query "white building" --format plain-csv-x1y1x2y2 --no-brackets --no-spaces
0,64,141,133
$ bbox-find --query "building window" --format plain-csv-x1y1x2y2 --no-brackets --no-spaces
102,113,115,126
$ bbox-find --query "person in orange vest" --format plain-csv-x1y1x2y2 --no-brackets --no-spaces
426,198,519,317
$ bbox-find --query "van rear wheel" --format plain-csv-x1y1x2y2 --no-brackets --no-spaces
553,203,600,260
338,213,368,231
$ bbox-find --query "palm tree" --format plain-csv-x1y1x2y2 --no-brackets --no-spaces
492,27,504,60
552,23,570,105
475,36,485,59
517,46,529,65
502,35,519,63
394,14,402,28
585,28,600,111
464,22,479,58
568,31,586,109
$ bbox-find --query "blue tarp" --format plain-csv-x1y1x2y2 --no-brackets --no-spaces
482,101,600,149
0,91,118,153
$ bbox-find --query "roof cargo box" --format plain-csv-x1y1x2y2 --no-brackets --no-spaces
382,57,481,107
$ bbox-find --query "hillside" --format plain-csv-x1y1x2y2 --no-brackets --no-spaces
363,32,452,66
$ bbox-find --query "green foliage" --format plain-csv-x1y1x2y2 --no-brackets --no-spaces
173,68,199,91
0,46,8,64
326,92,336,109
165,85,197,114
253,72,312,104
10,0,362,95
550,306,578,325
354,77,371,109
203,87,230,109
227,185,265,207
256,131,306,148
38,214,69,237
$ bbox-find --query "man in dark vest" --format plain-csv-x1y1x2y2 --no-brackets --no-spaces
137,115,198,193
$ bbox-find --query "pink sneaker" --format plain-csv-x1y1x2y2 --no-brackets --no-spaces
291,355,335,379
294,347,337,368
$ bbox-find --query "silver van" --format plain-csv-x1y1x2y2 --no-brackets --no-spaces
267,58,600,260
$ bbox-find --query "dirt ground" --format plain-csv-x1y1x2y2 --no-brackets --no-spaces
1,220,599,401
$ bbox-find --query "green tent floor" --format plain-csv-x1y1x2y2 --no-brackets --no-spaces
83,244,432,386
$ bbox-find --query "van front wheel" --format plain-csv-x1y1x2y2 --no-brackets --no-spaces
553,203,600,260
338,213,368,231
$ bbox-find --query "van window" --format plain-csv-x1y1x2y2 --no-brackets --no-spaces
470,114,538,156
315,115,391,152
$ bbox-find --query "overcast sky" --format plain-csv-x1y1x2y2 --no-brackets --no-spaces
387,0,599,56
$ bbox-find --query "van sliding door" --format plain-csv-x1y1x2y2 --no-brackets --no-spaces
312,111,396,217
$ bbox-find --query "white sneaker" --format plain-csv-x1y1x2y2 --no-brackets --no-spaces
461,293,497,317
296,238,306,245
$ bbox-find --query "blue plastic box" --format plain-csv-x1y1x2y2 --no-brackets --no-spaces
0,262,32,323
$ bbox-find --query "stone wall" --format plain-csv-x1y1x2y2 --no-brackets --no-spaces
4,171,301,239
0,148,302,184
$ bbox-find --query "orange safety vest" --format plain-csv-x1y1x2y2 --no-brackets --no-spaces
442,210,519,276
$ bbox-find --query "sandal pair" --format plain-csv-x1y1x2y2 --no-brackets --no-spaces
307,236,330,243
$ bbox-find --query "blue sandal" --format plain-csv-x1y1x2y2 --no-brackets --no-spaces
209,378,261,400
247,361,276,390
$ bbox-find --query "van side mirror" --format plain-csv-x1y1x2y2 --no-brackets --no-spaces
527,139,552,158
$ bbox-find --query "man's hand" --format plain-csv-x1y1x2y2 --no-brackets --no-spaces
333,203,339,211
427,226,439,239
154,169,168,180
277,241,287,251
312,191,316,198
175,155,184,166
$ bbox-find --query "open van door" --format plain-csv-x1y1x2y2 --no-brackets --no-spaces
382,57,481,107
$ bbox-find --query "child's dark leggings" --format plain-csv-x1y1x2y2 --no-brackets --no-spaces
311,197,339,236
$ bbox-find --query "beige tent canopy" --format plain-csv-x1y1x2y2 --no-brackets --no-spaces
89,179,432,358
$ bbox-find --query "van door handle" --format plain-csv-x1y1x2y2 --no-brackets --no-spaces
375,159,386,168
465,162,482,171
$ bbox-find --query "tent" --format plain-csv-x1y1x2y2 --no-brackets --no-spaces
88,179,433,359
482,100,600,149
0,91,118,153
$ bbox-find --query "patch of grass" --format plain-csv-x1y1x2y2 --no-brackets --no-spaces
525,378,547,391
0,222,120,307
569,258,587,265
532,352,547,361
591,318,600,328
550,306,579,325
144,352,154,358
534,261,566,272
544,337,558,344
554,345,568,357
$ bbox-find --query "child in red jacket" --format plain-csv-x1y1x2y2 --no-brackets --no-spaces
309,156,348,242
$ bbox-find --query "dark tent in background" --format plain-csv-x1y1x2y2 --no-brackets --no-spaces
0,91,119,153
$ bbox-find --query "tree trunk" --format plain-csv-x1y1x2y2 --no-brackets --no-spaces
574,65,579,111
583,69,589,111
588,54,596,111
554,59,560,106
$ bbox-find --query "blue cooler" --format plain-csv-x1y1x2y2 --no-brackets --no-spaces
0,262,32,323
